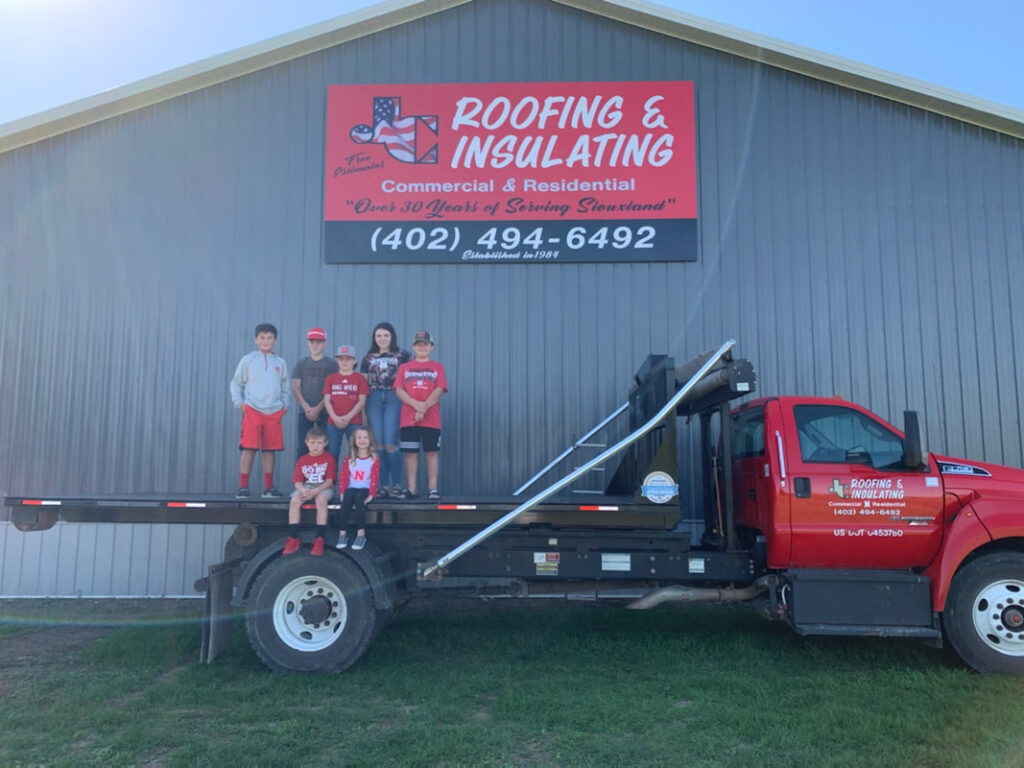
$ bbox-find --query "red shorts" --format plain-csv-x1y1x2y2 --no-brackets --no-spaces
239,406,285,451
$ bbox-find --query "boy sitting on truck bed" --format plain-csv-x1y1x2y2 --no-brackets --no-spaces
394,330,447,500
283,425,337,556
230,323,290,498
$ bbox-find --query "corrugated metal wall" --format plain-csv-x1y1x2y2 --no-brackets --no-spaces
0,523,232,596
1,0,1022,595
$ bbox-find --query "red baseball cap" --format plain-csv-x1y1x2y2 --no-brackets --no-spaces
307,327,326,341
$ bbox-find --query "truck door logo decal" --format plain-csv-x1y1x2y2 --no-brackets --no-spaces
828,478,848,498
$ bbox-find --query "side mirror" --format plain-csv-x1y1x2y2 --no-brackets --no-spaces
903,410,927,470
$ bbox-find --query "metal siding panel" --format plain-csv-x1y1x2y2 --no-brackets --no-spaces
963,126,1001,461
0,522,234,596
994,135,1024,467
19,524,44,594
0,524,19,592
1,0,1023,594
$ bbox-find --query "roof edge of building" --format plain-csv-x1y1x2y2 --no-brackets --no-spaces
0,0,470,156
558,0,1024,141
2,0,1022,156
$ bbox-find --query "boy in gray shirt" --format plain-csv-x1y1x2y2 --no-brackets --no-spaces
290,327,339,457
230,323,290,498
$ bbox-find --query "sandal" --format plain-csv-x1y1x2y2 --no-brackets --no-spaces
428,489,440,501
403,489,419,500
377,487,390,499
391,488,406,499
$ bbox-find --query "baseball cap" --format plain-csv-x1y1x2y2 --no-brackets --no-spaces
412,330,434,345
335,344,358,358
307,327,326,341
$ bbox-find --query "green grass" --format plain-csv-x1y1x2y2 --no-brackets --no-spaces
1,598,1021,767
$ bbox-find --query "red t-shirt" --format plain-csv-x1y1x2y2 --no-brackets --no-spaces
292,452,337,486
323,372,369,424
394,359,448,429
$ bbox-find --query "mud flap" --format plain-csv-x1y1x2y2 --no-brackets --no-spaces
199,561,236,664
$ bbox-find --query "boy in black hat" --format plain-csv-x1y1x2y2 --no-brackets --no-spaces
394,331,447,500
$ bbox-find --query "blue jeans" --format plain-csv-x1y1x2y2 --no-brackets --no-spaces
327,423,359,466
365,389,403,488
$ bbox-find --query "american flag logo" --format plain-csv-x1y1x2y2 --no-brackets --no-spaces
350,97,438,164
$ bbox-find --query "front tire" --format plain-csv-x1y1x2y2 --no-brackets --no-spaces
944,551,1024,673
246,552,379,673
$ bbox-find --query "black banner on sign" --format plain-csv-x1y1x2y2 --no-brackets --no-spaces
324,220,697,264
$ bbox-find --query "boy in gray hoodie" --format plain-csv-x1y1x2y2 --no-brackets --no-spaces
230,323,290,498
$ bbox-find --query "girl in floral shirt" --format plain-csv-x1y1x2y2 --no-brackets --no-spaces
360,322,411,497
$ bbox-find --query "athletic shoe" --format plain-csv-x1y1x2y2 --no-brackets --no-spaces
377,487,390,499
352,534,366,551
428,489,440,501
282,536,301,556
336,533,348,549
310,537,324,557
262,487,284,499
236,487,250,499
391,486,403,498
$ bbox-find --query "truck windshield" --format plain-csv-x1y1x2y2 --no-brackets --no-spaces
794,405,904,469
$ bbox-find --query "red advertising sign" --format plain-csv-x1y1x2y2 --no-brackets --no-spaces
323,81,697,263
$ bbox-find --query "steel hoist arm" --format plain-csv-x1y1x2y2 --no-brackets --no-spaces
418,339,737,579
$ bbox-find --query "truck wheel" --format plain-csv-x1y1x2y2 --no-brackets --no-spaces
944,551,1024,674
245,553,378,674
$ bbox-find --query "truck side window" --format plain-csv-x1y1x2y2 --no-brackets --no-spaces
794,405,904,469
731,407,765,459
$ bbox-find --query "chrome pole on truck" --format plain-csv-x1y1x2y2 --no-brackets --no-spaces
418,338,738,579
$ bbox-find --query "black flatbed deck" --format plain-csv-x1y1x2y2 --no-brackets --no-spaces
4,493,681,529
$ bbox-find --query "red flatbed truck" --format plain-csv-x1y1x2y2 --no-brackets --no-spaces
5,340,1024,674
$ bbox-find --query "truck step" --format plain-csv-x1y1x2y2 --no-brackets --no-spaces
793,623,942,639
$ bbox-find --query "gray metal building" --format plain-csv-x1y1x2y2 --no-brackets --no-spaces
2,0,1023,596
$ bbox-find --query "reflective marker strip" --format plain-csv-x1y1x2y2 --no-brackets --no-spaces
579,505,619,511
437,504,477,510
167,502,207,508
21,500,61,506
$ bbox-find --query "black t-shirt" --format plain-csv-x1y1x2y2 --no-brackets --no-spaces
360,350,412,391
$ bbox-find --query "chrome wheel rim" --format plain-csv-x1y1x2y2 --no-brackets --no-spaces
972,579,1024,656
272,575,348,651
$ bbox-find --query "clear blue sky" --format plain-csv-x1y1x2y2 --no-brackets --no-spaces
1,0,1021,127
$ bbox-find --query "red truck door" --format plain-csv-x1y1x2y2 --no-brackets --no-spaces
732,401,791,566
782,401,944,568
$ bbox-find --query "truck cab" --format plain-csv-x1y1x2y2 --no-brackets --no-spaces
733,396,946,570
731,394,1024,673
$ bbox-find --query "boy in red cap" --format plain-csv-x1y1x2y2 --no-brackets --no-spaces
394,330,447,500
290,327,338,458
